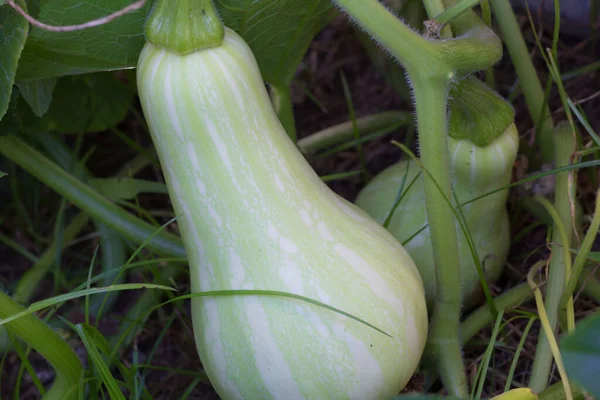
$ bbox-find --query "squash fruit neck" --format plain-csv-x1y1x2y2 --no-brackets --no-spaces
447,75,515,147
145,0,225,55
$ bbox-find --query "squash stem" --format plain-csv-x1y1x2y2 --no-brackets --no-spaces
0,134,186,258
489,0,555,163
412,78,468,397
528,123,577,391
0,291,83,399
333,0,444,73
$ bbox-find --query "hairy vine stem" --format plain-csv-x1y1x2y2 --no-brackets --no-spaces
5,0,147,32
333,0,502,396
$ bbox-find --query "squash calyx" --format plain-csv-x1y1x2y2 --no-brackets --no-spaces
145,0,224,55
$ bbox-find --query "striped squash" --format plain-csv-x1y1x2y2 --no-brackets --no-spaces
137,27,428,399
355,123,519,311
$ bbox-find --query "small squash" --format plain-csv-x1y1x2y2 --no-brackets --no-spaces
355,77,519,311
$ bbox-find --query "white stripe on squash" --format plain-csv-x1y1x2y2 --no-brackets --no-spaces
137,27,428,400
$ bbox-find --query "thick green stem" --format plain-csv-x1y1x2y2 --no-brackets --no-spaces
461,270,600,347
35,132,127,317
489,0,555,163
413,79,468,397
297,111,413,154
269,83,297,142
461,283,533,344
0,134,186,258
336,0,501,77
145,0,224,54
529,124,577,391
0,291,82,400
10,144,156,306
435,2,502,75
334,0,443,73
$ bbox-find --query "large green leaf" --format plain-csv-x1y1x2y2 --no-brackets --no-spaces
560,311,600,398
0,0,28,121
17,71,135,134
15,0,152,82
15,0,335,85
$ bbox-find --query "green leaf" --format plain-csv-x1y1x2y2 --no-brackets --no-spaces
0,171,6,178
15,0,153,82
17,71,135,134
15,0,335,86
560,311,600,398
0,0,28,120
16,78,57,117
215,0,335,84
88,177,169,201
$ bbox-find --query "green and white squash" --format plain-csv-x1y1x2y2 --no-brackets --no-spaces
355,78,519,312
137,12,428,400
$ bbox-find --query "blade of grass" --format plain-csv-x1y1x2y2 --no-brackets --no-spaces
527,261,573,400
10,335,47,398
473,310,505,400
73,323,126,400
0,283,177,327
504,316,537,391
559,188,600,311
340,71,368,182
179,378,203,400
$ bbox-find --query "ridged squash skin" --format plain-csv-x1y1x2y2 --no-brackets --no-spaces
355,124,519,311
137,28,428,399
